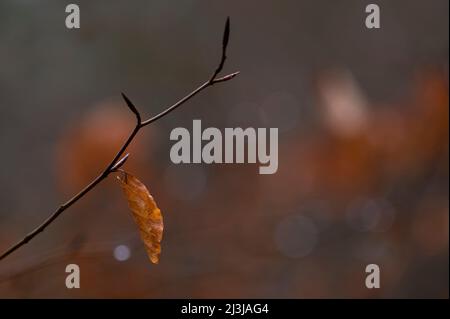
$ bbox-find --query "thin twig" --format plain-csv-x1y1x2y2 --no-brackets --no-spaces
0,17,238,262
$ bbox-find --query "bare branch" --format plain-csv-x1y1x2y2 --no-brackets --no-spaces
0,17,239,262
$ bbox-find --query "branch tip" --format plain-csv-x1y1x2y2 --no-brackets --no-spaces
112,153,130,171
210,17,232,82
121,92,141,124
223,17,230,51
213,71,240,83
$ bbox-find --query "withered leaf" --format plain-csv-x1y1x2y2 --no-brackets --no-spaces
116,171,163,264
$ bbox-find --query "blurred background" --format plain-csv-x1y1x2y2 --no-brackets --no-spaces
0,0,448,298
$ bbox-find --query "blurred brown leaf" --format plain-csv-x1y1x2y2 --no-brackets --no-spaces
55,101,151,194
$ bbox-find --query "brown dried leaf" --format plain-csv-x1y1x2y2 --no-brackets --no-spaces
116,171,163,264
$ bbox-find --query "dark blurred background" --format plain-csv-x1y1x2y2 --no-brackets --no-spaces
0,0,448,298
